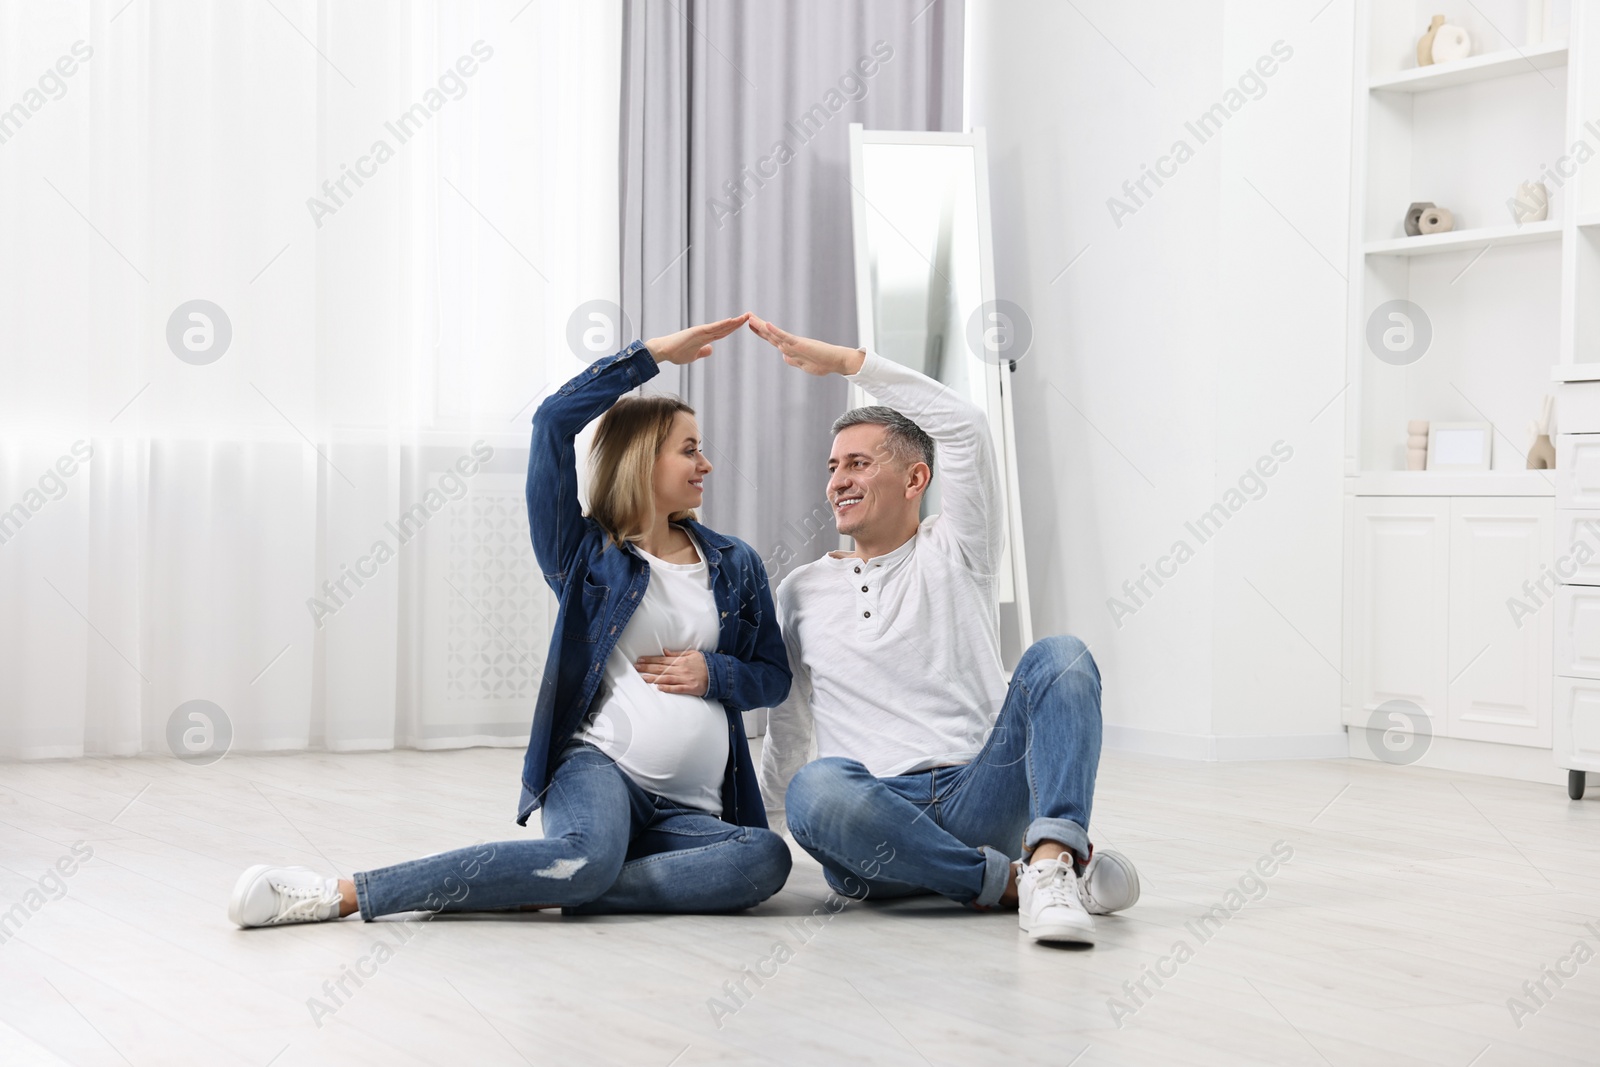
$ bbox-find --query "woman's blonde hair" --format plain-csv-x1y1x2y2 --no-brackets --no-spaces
587,394,698,549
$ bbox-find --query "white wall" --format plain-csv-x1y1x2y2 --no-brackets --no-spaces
968,0,1352,757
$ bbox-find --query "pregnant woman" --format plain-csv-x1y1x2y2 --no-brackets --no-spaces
229,313,794,926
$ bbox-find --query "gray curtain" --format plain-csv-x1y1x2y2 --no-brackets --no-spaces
621,0,964,581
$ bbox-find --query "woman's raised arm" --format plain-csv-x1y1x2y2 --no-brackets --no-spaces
525,314,749,589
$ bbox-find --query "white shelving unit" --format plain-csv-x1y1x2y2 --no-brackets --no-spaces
1366,40,1568,92
1343,1,1584,787
1363,218,1561,255
1345,1,1575,484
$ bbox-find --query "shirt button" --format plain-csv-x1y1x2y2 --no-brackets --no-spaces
863,611,871,618
853,566,861,574
861,585,868,593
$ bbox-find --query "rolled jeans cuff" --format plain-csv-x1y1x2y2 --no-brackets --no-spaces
1024,818,1090,865
974,845,1013,908
352,870,379,922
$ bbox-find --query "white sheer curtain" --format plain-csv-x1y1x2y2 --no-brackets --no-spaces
0,1,621,759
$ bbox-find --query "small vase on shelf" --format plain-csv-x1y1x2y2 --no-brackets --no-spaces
1527,395,1556,470
1418,15,1446,66
1511,182,1550,224
1405,202,1435,237
1429,23,1471,63
1407,420,1429,470
1418,206,1454,234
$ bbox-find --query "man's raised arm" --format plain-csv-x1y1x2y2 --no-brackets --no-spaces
747,316,1003,575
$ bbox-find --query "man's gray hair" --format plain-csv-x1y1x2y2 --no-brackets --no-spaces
831,405,935,475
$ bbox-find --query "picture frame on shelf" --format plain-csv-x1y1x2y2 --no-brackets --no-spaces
1426,421,1493,471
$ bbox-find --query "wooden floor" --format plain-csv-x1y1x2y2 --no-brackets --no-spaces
1,743,1597,1066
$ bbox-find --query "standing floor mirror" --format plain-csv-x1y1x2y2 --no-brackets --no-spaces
846,123,1034,668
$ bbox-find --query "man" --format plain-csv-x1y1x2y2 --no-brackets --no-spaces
748,316,1138,945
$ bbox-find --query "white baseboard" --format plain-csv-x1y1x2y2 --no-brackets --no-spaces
324,738,398,753
1103,725,1349,762
14,745,93,760
1214,731,1352,761
407,735,525,751
1346,727,1568,786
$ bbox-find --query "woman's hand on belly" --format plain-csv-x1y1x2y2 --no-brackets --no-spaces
634,649,710,696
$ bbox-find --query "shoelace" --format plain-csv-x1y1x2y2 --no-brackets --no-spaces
270,880,337,924
1035,860,1083,910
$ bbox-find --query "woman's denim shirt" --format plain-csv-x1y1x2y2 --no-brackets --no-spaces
517,341,790,828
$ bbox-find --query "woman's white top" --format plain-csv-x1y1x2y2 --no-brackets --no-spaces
577,528,728,813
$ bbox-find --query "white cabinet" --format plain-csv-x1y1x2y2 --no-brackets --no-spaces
1554,585,1600,679
1552,380,1600,794
1446,500,1552,747
1348,497,1449,734
1346,496,1552,748
1555,510,1600,584
1555,435,1600,508
1553,677,1600,775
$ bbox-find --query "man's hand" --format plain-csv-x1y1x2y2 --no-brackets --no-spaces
634,649,710,696
644,313,751,366
748,316,866,377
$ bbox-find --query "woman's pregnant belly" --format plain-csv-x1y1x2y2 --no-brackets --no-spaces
582,670,729,810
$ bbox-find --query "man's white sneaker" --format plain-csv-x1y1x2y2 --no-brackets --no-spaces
1017,856,1095,945
229,864,345,928
1081,848,1140,915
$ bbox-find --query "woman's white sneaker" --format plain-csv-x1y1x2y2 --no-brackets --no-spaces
1017,856,1095,944
1081,848,1140,915
229,864,345,928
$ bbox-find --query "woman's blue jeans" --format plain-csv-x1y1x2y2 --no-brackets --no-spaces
784,635,1102,909
353,744,791,919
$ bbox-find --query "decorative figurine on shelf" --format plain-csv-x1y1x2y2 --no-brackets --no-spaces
1430,22,1472,63
1510,181,1550,224
1527,395,1556,469
1418,15,1446,65
1407,420,1429,471
1417,206,1455,234
1405,201,1436,236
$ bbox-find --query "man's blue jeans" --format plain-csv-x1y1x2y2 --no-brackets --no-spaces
784,635,1101,909
353,744,791,919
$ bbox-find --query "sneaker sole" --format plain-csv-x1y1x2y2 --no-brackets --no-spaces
228,864,276,928
1023,916,1096,945
1019,909,1097,944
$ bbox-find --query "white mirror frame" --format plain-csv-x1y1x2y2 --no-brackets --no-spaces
845,123,1034,657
